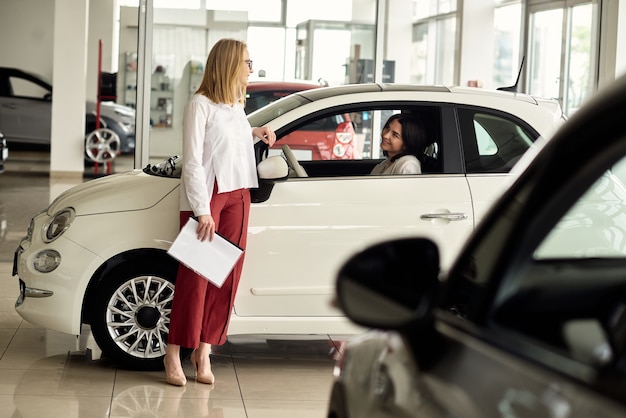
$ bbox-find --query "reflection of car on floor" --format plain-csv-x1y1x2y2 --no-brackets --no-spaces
327,75,626,418
12,83,565,370
245,80,358,160
0,131,7,173
0,67,136,154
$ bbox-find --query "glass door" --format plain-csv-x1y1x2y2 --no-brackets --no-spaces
527,1,598,116
563,2,597,114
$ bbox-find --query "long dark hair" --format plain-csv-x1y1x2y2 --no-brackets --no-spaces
382,113,427,162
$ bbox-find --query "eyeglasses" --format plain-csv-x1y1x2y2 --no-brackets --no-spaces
244,60,253,70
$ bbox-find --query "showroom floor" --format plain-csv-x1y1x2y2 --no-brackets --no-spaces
0,150,344,418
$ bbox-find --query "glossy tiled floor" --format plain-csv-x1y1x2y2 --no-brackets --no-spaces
0,150,343,418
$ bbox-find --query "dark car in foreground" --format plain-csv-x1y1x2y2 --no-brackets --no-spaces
328,73,626,417
0,67,135,156
0,131,7,173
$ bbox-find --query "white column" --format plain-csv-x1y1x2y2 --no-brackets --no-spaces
459,0,494,89
616,0,626,78
385,0,413,83
50,0,89,177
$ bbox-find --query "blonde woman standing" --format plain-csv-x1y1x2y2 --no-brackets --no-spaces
163,39,275,386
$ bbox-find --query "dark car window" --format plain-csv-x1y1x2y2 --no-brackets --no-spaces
245,90,297,114
458,107,537,174
489,156,626,371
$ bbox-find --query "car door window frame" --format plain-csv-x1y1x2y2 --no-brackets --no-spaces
457,105,540,174
266,101,464,177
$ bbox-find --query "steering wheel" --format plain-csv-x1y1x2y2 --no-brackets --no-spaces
281,144,308,177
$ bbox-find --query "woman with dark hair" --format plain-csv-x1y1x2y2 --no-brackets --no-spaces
370,113,427,175
162,38,275,386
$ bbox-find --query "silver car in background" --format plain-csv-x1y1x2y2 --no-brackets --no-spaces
0,67,135,154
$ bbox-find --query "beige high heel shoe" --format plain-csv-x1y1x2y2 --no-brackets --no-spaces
163,355,187,386
190,350,215,384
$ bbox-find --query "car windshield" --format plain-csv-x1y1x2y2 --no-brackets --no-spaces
247,94,312,127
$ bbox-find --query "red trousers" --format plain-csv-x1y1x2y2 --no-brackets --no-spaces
168,187,250,347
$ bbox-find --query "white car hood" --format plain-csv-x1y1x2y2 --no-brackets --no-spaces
47,170,179,216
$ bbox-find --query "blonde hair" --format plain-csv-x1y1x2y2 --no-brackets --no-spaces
196,38,247,106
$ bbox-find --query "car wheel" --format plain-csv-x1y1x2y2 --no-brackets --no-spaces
84,128,121,163
90,257,178,370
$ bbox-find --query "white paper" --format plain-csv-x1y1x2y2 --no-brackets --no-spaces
167,218,244,288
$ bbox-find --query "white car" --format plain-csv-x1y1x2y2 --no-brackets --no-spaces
12,83,565,369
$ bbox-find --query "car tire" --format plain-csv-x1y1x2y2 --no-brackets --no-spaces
90,256,180,370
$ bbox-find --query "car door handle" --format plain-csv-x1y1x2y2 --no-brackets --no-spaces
2,102,17,109
420,213,468,221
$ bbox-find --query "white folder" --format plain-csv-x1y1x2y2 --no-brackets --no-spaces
167,218,244,288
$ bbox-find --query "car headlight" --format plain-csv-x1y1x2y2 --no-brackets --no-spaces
120,119,135,132
33,249,61,273
42,208,75,243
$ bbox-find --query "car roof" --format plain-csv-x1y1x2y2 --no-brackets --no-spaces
246,80,323,92
0,67,52,87
296,83,540,105
248,82,561,133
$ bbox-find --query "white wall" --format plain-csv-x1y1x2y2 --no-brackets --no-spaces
0,0,54,79
459,0,495,89
86,0,117,102
50,0,89,176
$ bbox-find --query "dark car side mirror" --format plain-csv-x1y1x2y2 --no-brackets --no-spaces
336,238,441,330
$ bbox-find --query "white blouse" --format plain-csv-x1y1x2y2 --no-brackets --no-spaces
180,94,258,216
370,155,422,175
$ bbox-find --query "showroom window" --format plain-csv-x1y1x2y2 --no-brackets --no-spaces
493,0,522,88
207,0,283,22
527,0,599,116
411,0,459,85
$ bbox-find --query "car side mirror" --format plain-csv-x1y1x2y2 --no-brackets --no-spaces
257,155,288,182
336,238,441,329
251,156,289,204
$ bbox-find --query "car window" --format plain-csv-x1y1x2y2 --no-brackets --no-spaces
490,155,626,370
459,108,537,173
535,160,626,259
245,91,292,114
269,106,443,176
8,75,49,99
474,120,497,156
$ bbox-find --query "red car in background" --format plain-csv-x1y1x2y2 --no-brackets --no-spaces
245,81,358,160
